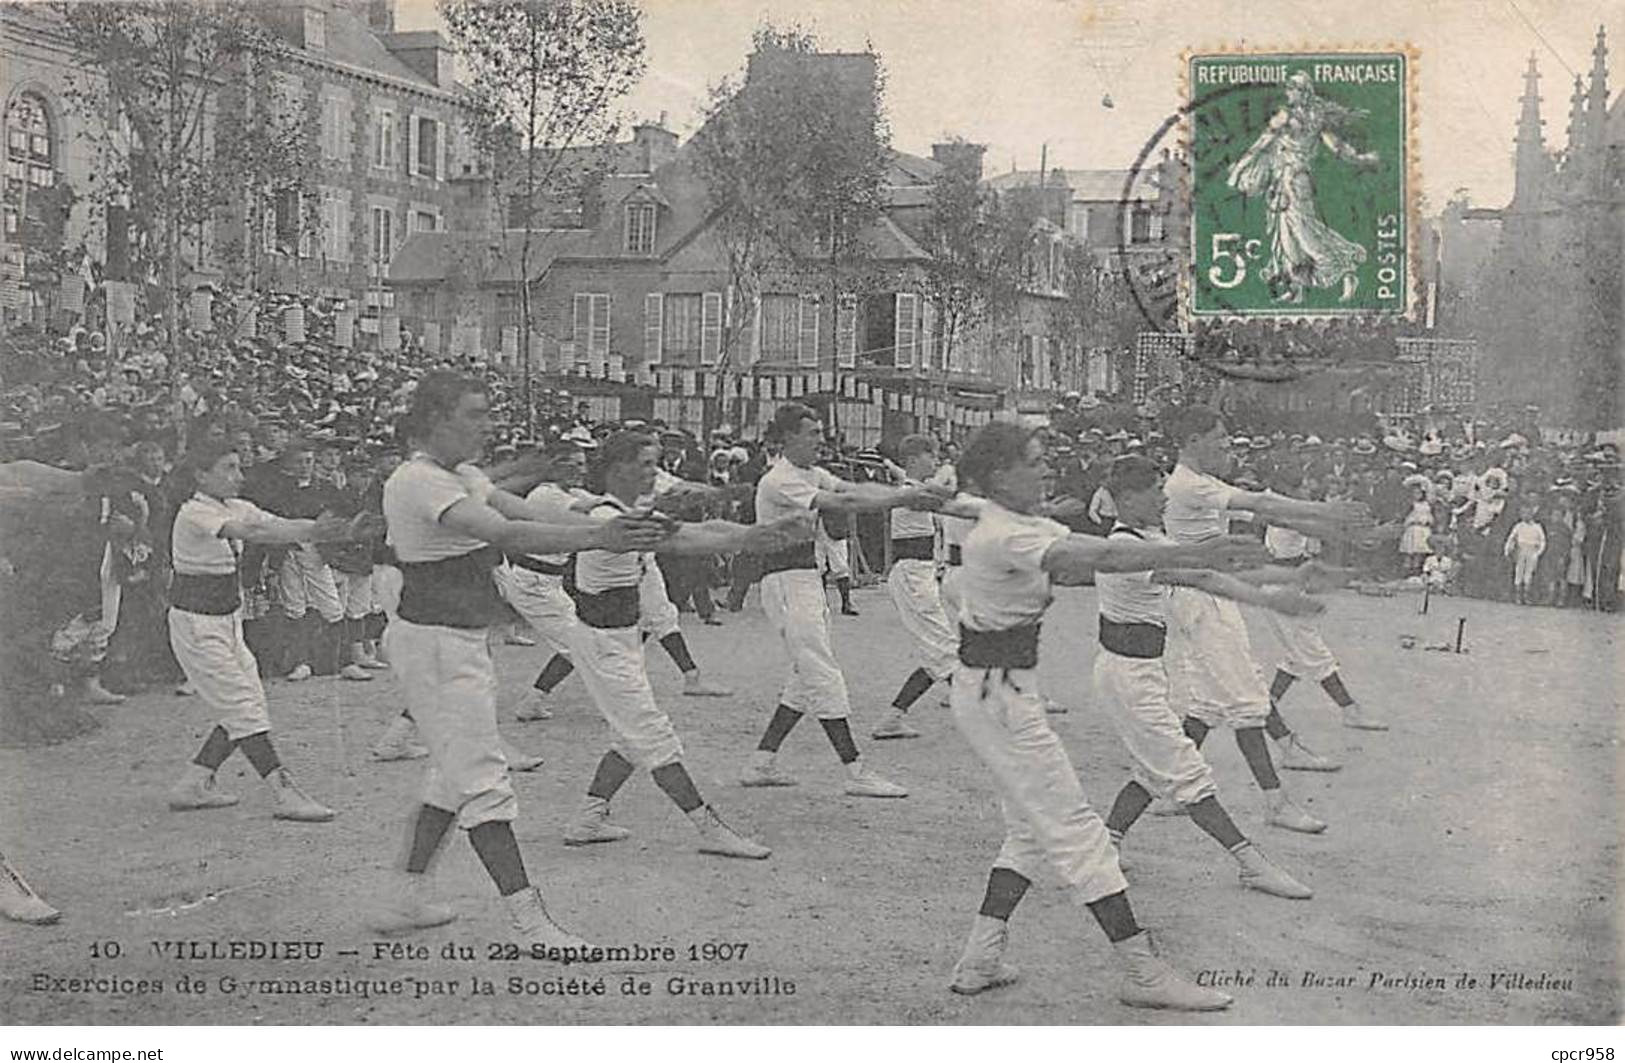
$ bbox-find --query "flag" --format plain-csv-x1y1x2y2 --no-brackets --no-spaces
105,281,136,325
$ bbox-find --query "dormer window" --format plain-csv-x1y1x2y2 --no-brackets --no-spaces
304,8,325,51
625,202,656,254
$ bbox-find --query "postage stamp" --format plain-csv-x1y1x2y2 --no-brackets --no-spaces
1185,50,1417,320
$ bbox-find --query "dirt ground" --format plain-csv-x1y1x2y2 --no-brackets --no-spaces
1,582,1619,1025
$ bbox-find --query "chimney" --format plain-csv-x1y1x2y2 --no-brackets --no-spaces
931,141,986,181
382,30,454,86
632,116,678,173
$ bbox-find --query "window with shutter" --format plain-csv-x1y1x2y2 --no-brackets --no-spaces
408,113,420,177
572,294,591,367
644,292,664,364
700,292,722,364
759,295,798,363
590,294,610,361
797,295,819,366
920,298,935,372
836,295,857,368
434,119,445,181
894,293,918,368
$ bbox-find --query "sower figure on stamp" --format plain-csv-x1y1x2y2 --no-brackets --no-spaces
559,431,812,858
741,403,952,798
874,434,959,740
945,423,1266,1009
367,372,673,950
1094,456,1315,899
166,441,374,823
1160,407,1375,832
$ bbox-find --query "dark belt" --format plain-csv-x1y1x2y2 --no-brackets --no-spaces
169,572,241,615
397,545,507,629
1098,617,1166,659
1272,555,1309,568
507,553,569,577
573,585,640,629
891,536,934,562
958,623,1041,669
946,544,962,567
761,541,816,576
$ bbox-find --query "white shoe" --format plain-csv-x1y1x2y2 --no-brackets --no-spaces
1234,843,1313,899
285,664,313,682
1042,697,1066,715
692,807,771,859
504,632,537,647
1114,931,1233,1011
871,711,922,740
843,767,908,799
169,769,241,812
563,797,631,846
1341,702,1389,731
174,681,197,697
368,875,458,935
339,663,373,682
513,690,554,722
84,677,126,705
0,857,60,925
503,742,545,773
949,914,1019,995
504,887,597,962
1264,790,1326,834
356,647,389,670
270,769,336,822
371,717,429,761
739,762,798,788
682,675,733,698
1276,735,1341,772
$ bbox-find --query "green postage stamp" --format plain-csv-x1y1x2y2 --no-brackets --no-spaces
1187,50,1416,319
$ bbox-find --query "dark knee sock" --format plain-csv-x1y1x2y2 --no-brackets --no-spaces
236,732,282,778
1269,668,1297,703
1235,726,1281,791
283,613,308,668
467,821,529,896
192,725,235,771
1320,671,1355,708
891,667,935,712
586,750,635,801
1181,716,1210,747
819,717,860,765
1105,780,1153,835
658,632,698,675
405,804,456,873
365,612,386,641
1264,704,1292,740
533,654,575,693
1186,795,1247,850
1086,889,1142,944
835,576,852,609
978,867,1031,921
651,762,705,813
757,704,803,753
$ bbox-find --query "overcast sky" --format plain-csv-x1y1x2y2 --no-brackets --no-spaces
398,0,1621,210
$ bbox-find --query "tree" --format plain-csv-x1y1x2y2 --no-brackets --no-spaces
693,25,889,419
57,1,315,365
441,0,645,435
919,137,993,372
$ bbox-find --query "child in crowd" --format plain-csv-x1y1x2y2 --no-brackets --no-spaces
1503,501,1547,606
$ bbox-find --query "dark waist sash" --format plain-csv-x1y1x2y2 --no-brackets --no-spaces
397,545,506,629
507,552,569,577
1098,617,1166,659
891,536,935,562
1272,555,1309,568
170,572,241,615
574,585,640,629
946,544,963,567
958,623,1041,669
761,541,817,576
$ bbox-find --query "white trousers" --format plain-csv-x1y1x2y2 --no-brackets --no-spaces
950,664,1128,902
1512,549,1540,588
279,544,343,622
761,569,850,719
336,571,373,620
1093,651,1218,806
887,558,957,680
567,623,684,770
939,565,964,629
637,561,681,641
814,524,851,579
168,608,269,740
496,565,580,657
384,619,516,829
1165,587,1271,728
1260,608,1338,683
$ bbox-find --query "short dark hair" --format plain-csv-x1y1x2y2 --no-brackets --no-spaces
589,430,655,492
181,440,238,485
1106,454,1162,495
897,434,938,463
409,370,487,432
958,422,1037,496
768,402,819,443
1164,404,1223,446
544,440,587,463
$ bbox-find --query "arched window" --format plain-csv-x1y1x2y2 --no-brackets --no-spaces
4,92,57,242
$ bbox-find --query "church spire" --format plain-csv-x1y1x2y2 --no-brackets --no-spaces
1586,26,1609,153
1564,74,1586,171
1512,52,1550,206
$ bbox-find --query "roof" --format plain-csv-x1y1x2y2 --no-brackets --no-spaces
308,5,442,91
861,214,931,262
888,150,943,185
985,167,1160,203
388,229,593,285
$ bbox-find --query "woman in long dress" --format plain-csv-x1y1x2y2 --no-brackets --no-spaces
1227,71,1380,304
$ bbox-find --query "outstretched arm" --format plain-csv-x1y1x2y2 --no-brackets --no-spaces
487,488,609,531
441,497,672,557
1154,568,1326,617
658,513,814,556
1041,533,1269,580
813,480,950,515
